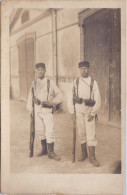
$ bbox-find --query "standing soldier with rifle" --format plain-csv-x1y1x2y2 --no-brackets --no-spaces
67,61,101,167
27,63,62,161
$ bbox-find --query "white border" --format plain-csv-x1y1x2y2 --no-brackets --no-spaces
1,0,126,194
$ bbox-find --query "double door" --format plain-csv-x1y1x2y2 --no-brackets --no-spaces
83,9,121,122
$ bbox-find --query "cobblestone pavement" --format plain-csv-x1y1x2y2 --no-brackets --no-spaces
10,100,121,174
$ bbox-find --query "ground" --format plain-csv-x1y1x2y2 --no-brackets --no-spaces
10,99,121,174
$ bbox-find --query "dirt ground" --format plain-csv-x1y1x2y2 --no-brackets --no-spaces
10,99,121,174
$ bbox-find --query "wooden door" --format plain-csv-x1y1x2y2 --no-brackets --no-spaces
83,9,121,122
26,38,35,95
108,9,121,122
18,40,28,101
18,37,35,101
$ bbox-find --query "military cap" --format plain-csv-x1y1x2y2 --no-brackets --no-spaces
78,61,90,68
35,63,45,69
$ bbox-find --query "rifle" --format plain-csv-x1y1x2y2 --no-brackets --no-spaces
72,78,76,162
29,87,35,157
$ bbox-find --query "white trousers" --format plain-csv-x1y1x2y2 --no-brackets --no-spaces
35,111,55,143
76,113,97,146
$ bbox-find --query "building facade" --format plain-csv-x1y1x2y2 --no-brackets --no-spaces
10,8,121,125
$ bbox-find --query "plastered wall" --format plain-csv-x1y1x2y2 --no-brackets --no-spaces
10,8,82,112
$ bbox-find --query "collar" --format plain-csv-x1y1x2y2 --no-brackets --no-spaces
34,77,47,96
81,76,91,81
80,76,91,87
37,77,47,83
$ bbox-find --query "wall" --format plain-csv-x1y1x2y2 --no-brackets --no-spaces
10,8,84,112
10,8,121,126
56,9,82,110
36,34,53,77
10,12,53,99
10,9,82,106
10,46,20,98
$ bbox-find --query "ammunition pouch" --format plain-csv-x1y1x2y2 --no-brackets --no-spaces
73,96,96,107
34,98,52,108
41,101,52,108
73,96,83,104
85,99,96,107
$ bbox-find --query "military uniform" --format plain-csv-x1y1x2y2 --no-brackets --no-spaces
67,61,101,166
27,63,62,160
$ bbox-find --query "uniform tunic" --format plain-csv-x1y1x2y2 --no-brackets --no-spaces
27,77,62,143
67,76,101,146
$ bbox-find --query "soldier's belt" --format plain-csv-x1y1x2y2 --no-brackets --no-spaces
34,98,52,108
73,96,96,107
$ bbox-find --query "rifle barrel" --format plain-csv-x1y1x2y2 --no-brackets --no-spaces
29,87,35,158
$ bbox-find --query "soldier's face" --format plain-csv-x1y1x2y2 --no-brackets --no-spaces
36,67,46,79
80,67,90,78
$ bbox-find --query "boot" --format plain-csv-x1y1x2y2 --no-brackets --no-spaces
47,142,60,161
88,146,100,167
78,142,88,161
37,139,47,157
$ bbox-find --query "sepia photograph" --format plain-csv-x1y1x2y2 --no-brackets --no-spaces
1,0,126,194
10,8,121,174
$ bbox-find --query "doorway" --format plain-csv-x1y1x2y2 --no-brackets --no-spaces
82,9,121,123
17,33,35,101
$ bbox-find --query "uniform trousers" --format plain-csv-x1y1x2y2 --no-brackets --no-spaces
76,112,97,146
35,107,55,143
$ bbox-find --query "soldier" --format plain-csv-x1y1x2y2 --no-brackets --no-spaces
67,61,101,166
27,63,62,161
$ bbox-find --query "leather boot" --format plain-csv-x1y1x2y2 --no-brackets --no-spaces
78,142,88,161
37,139,47,157
88,146,100,167
47,142,60,161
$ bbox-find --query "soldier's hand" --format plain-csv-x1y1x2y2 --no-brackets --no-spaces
34,98,41,105
44,100,53,106
47,100,57,108
88,114,94,122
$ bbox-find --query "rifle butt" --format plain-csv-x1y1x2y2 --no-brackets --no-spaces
72,125,76,162
29,114,35,158
29,138,34,157
72,154,75,162
29,151,33,158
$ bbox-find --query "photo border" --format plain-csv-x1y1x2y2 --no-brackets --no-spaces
1,0,126,194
